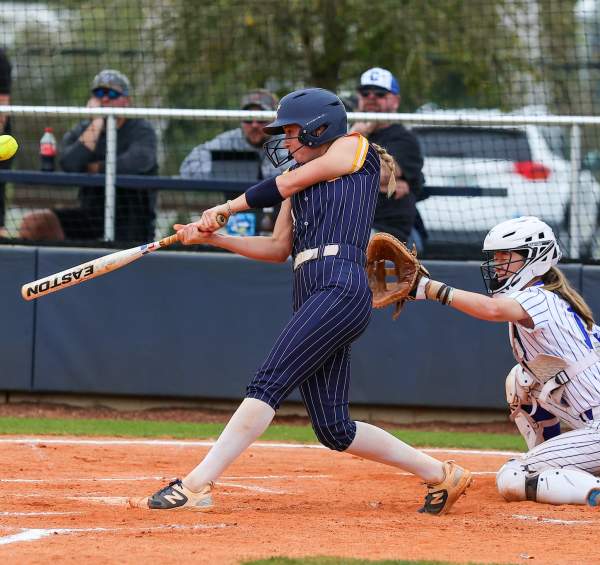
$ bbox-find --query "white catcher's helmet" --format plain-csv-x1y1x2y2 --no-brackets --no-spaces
480,216,562,295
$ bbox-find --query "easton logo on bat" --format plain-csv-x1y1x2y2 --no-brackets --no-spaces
25,265,95,297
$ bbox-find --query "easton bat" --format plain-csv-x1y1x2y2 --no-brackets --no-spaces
21,214,226,301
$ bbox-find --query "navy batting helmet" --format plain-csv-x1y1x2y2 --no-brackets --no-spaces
263,88,347,167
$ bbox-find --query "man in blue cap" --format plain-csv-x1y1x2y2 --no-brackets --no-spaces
352,67,427,250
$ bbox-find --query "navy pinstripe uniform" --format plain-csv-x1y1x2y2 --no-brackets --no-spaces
246,134,379,450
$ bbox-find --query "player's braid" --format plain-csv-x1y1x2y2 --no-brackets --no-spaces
372,143,397,198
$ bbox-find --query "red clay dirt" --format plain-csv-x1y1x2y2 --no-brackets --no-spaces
0,436,597,565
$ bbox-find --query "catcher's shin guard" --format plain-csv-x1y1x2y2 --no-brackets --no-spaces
497,460,600,505
128,479,213,511
418,461,472,515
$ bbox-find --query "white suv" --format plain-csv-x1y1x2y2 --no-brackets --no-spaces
412,116,600,258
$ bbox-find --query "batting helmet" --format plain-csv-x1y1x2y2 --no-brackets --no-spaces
263,88,347,167
480,216,562,295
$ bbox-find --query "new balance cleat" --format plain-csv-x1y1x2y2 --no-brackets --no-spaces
129,479,213,511
418,460,472,515
587,488,600,508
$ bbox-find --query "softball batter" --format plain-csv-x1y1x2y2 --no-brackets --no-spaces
130,88,471,515
413,215,600,507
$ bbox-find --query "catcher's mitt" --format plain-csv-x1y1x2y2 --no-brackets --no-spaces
366,232,430,319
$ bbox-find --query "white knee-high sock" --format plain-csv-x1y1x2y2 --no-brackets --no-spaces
183,398,275,492
346,421,445,483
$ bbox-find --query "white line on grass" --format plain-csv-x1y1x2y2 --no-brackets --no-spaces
0,437,522,457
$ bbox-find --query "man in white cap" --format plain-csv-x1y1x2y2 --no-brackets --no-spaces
20,69,158,243
352,67,427,250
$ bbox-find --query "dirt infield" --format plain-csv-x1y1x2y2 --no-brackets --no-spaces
0,438,598,564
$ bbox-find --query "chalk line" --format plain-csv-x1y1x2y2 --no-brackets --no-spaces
0,523,229,546
512,513,596,525
0,437,522,457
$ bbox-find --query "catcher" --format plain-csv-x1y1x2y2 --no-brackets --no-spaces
369,216,600,507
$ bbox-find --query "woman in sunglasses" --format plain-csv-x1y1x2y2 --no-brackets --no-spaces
131,87,472,517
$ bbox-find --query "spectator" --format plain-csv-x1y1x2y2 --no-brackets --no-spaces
180,89,287,200
20,69,158,242
0,49,12,238
351,67,427,250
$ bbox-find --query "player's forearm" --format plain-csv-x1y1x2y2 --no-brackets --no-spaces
437,287,505,322
425,280,523,322
208,233,290,263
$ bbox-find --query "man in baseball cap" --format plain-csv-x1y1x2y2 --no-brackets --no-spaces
180,87,284,183
91,69,130,96
179,88,283,236
19,68,158,243
351,66,427,251
91,69,131,96
240,89,278,112
239,89,278,147
358,66,400,96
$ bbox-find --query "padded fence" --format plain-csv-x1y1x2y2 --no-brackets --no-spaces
1,246,598,410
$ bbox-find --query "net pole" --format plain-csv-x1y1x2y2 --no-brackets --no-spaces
568,124,582,259
104,115,117,242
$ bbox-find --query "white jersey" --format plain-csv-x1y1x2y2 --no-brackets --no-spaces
508,284,600,418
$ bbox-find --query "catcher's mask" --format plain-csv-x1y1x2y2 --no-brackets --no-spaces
480,216,561,296
263,88,347,168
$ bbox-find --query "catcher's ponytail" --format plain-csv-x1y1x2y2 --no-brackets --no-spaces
541,267,595,330
372,143,397,198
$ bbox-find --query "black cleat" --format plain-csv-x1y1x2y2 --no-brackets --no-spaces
129,479,213,511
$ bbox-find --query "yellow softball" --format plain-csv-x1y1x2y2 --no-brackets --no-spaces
0,134,18,161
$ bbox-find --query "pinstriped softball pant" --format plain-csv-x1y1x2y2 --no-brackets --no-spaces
246,256,372,451
521,421,600,475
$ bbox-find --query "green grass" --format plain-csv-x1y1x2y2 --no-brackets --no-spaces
242,558,512,565
0,416,526,451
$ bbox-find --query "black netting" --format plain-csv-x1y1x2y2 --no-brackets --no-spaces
0,0,599,259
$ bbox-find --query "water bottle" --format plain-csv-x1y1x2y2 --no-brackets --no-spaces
40,127,57,172
259,207,274,236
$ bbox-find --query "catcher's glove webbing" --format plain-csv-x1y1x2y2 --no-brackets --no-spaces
366,232,430,319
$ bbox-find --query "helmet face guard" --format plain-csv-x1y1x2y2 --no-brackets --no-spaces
480,249,529,295
263,135,298,168
479,216,561,296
